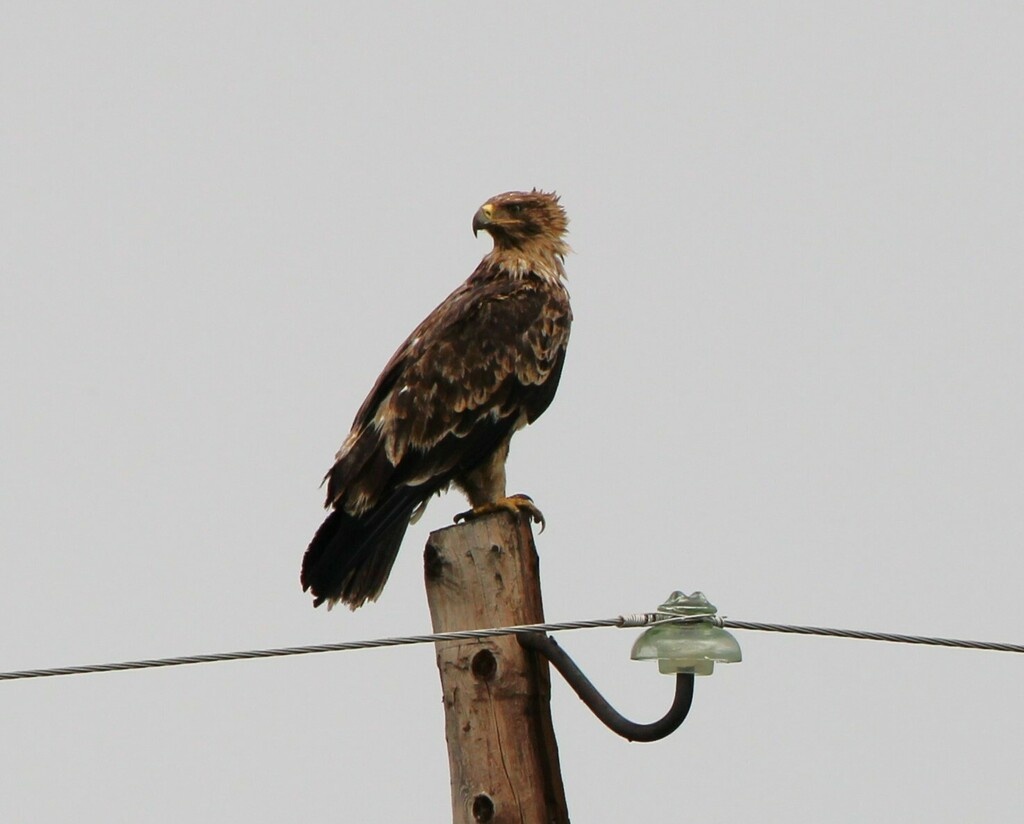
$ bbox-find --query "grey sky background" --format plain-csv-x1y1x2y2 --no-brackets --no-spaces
2,3,1022,821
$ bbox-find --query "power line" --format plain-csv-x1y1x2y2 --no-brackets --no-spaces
0,617,637,683
0,614,1020,684
721,619,1024,654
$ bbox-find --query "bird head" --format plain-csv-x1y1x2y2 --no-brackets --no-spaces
472,190,569,251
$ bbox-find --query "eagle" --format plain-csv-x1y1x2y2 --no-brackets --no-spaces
301,190,572,609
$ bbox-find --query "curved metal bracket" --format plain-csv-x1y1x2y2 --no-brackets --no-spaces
518,632,695,742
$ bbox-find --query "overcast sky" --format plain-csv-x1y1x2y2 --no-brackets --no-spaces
2,3,1022,821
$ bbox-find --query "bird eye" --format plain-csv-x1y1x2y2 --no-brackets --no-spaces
507,203,523,215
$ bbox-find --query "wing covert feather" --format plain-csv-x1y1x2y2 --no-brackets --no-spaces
325,273,569,516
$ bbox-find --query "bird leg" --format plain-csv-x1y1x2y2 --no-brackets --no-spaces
454,494,546,532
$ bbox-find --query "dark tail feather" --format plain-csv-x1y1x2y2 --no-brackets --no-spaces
301,497,417,609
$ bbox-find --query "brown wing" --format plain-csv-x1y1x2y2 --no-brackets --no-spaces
325,273,571,517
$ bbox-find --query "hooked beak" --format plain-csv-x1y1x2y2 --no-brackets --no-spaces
472,203,494,237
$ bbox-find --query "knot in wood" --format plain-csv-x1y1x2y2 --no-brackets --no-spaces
471,793,495,822
423,543,445,580
471,648,497,681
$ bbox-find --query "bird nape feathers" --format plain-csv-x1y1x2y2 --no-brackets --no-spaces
300,190,572,610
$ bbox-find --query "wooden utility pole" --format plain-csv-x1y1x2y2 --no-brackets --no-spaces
424,511,570,824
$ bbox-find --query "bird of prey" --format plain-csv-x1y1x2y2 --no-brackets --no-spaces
301,190,572,609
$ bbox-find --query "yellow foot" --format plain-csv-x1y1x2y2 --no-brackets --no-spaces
454,494,546,532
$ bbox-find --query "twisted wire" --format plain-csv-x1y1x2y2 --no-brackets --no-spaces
0,617,637,683
721,619,1024,654
1,613,1020,683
